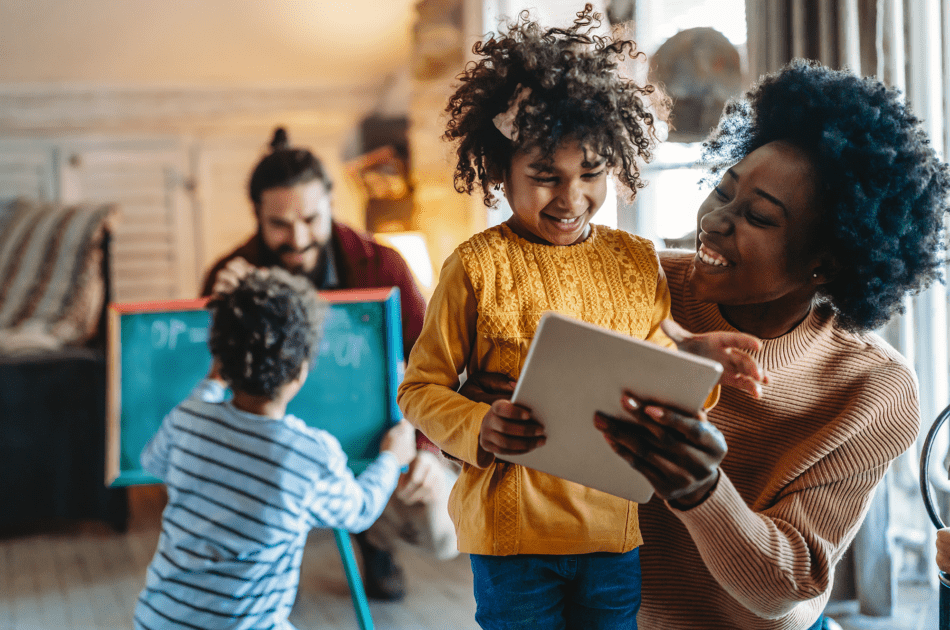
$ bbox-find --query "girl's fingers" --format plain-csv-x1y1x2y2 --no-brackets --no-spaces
716,331,762,354
473,371,517,394
491,400,532,421
660,319,692,344
483,432,546,455
495,417,545,438
724,348,766,382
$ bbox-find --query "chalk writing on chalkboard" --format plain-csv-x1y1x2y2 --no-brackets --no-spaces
150,319,207,350
105,287,404,486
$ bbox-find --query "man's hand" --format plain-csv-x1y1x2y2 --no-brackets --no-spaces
661,319,769,398
395,450,443,505
211,257,259,295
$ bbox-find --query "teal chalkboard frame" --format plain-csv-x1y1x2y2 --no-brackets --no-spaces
106,287,404,486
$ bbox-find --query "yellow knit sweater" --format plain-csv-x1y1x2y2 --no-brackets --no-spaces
397,223,674,555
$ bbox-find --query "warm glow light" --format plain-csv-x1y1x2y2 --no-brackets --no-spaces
374,231,435,291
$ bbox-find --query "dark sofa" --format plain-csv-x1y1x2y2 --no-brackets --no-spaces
0,226,127,530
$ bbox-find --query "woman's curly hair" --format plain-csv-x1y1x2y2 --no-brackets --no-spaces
702,59,949,332
445,3,667,206
208,268,328,398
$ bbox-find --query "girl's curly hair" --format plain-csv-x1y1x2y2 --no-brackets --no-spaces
445,3,667,206
702,59,949,332
208,268,328,399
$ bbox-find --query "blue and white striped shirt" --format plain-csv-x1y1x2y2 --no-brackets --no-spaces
134,380,400,630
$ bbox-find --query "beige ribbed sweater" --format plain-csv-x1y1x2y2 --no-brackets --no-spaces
638,251,921,629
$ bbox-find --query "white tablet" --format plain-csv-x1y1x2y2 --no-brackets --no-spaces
505,311,723,503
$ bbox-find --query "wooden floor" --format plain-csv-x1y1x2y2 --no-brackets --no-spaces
0,487,479,630
0,486,942,630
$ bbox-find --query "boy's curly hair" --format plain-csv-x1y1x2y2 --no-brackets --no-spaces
445,3,667,206
208,268,328,398
702,59,949,332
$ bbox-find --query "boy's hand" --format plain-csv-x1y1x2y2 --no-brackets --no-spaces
479,400,545,459
380,420,417,468
661,319,769,399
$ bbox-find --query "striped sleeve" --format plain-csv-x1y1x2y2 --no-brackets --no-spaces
141,414,174,482
292,420,401,533
672,362,920,619
141,380,227,481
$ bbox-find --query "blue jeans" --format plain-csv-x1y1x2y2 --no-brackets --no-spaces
470,548,641,630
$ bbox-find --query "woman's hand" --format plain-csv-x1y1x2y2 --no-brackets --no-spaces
458,371,516,405
661,319,769,398
594,393,727,509
479,400,545,459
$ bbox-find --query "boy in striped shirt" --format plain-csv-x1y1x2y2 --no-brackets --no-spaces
134,267,416,630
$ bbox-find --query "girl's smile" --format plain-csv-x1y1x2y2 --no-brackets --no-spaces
502,140,608,246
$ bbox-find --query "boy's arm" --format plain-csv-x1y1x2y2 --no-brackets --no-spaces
303,430,402,532
140,378,226,481
397,253,494,468
140,413,175,481
189,376,228,403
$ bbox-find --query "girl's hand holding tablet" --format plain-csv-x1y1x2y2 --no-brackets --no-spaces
479,399,546,460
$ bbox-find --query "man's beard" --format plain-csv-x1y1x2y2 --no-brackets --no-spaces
266,240,321,274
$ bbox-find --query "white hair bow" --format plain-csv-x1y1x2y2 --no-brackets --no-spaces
492,85,532,142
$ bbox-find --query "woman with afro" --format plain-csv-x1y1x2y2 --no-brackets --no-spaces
398,5,765,629
588,59,950,629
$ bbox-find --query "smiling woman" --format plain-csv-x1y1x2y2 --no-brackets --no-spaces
692,141,828,339
591,59,950,630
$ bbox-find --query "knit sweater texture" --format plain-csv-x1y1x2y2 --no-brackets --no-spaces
398,223,673,555
638,251,921,629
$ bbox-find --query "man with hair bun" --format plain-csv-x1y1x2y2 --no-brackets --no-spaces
201,128,459,601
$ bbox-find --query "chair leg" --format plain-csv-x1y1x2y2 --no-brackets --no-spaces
334,528,375,630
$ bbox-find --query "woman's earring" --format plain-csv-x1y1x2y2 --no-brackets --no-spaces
813,272,819,279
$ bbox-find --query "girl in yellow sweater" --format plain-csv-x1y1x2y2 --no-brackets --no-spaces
397,6,764,628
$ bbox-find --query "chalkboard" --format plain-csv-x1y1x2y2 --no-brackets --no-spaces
105,287,404,486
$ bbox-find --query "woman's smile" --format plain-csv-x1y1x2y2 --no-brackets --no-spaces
696,243,732,268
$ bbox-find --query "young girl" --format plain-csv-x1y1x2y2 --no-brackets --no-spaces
397,6,764,628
